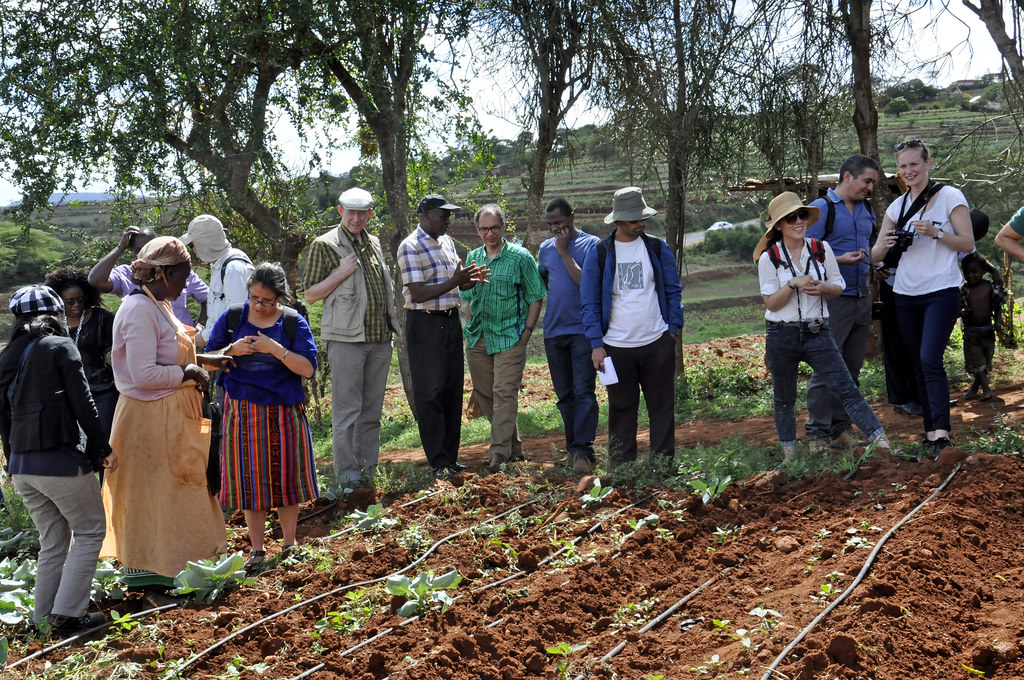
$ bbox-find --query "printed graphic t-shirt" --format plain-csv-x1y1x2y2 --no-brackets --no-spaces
603,238,668,348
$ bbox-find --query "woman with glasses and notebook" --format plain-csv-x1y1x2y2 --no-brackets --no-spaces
43,267,118,441
871,139,975,457
205,262,319,570
755,192,891,464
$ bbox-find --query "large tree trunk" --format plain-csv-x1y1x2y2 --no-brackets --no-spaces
375,120,418,419
844,0,891,213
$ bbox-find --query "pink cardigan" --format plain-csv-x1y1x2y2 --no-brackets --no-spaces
112,294,186,401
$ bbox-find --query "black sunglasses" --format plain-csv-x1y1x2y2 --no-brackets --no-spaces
894,139,923,152
783,209,811,224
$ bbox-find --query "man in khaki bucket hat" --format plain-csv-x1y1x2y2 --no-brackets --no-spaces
580,187,684,468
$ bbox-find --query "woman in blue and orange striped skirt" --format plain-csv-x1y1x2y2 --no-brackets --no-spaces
206,262,319,569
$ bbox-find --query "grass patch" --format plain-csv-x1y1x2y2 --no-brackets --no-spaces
681,304,765,344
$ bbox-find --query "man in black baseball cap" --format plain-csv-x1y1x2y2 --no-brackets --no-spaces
397,194,489,479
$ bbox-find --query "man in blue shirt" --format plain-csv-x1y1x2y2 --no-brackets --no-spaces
804,154,879,451
538,198,600,474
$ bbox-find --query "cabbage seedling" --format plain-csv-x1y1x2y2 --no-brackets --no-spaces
347,504,399,532
580,479,612,508
385,569,461,617
174,553,254,603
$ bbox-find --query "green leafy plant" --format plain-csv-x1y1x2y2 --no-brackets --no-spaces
627,514,660,531
748,605,782,633
314,590,375,636
385,569,461,617
546,641,590,678
0,636,8,667
611,598,658,629
91,559,126,601
711,618,731,631
347,503,399,532
0,556,35,625
579,479,613,508
108,610,141,635
397,525,431,557
173,553,255,603
712,524,742,545
687,475,732,504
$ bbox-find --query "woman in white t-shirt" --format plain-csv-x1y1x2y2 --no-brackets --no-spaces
755,192,890,463
871,140,975,456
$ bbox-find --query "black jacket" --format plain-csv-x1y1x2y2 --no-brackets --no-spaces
0,333,112,471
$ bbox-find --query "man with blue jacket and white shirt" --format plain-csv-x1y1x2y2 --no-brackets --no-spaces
804,154,879,452
581,187,683,468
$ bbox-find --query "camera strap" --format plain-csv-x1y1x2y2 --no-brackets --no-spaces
779,239,826,324
895,180,943,233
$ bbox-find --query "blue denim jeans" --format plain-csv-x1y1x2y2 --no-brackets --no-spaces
765,322,884,446
893,287,960,432
544,333,598,458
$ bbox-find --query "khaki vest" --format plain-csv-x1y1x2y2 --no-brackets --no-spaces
317,226,399,343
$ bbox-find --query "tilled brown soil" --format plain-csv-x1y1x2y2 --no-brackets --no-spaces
6,450,1024,680
6,335,1024,679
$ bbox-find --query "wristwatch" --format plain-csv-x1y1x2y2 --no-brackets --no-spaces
933,230,944,240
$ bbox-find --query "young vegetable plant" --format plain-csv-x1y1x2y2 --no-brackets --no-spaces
688,475,732,504
347,503,399,532
546,641,590,678
580,479,613,509
173,553,254,603
314,589,376,636
627,514,660,532
0,636,8,668
385,569,461,617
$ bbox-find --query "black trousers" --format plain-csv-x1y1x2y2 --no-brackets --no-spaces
406,309,464,470
879,283,920,406
605,332,676,467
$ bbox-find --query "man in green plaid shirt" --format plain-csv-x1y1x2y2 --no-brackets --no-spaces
461,204,547,472
301,188,399,486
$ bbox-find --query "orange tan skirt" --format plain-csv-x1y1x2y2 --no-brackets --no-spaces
100,386,227,578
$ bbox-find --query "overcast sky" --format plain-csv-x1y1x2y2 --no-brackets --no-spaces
0,2,1010,207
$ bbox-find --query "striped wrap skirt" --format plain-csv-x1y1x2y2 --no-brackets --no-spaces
219,397,320,510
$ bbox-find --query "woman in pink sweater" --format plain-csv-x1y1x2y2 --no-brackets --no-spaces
100,237,232,600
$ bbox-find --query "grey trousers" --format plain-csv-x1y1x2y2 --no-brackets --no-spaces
805,294,872,440
13,470,106,625
328,340,393,484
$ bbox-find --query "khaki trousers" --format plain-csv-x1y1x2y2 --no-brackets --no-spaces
466,334,528,465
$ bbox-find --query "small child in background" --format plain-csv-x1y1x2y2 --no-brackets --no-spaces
960,252,1004,401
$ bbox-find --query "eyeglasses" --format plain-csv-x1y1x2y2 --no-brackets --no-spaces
783,209,811,224
248,294,279,308
477,225,503,233
894,139,923,152
63,297,86,306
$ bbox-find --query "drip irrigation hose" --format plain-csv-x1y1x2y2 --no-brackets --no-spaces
758,461,963,680
166,499,539,678
7,602,180,671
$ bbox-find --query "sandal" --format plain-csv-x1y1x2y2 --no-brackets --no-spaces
281,544,296,558
244,550,266,570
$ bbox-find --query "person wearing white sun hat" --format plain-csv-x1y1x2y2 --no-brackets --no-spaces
756,191,891,463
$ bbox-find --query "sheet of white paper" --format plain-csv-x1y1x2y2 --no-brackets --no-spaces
598,356,619,386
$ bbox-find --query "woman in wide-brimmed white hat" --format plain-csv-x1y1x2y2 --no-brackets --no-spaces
756,192,891,463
